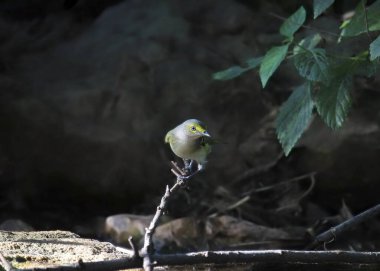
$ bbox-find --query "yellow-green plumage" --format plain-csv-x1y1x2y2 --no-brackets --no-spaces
165,119,213,170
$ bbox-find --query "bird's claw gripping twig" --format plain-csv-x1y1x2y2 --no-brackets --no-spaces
171,168,200,182
170,160,200,180
182,159,193,174
170,168,189,180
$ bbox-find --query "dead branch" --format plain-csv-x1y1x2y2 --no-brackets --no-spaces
308,203,380,249
140,160,198,271
153,250,380,266
13,250,380,271
17,257,141,271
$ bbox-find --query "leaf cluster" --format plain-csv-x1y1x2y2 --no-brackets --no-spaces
213,0,380,155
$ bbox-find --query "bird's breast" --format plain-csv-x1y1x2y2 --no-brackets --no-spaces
170,135,210,161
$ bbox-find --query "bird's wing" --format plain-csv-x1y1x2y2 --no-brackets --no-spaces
164,130,172,143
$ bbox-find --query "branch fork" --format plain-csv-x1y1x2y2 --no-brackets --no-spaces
140,159,199,271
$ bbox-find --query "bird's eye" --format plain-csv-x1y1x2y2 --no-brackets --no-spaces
191,126,196,131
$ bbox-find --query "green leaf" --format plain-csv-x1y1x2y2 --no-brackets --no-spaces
313,0,335,19
358,58,380,76
330,57,362,78
316,76,352,129
259,44,289,88
245,57,263,69
293,48,329,82
293,33,323,55
341,0,380,37
280,6,307,38
212,57,263,81
212,66,248,81
340,19,350,29
276,83,314,156
370,35,380,60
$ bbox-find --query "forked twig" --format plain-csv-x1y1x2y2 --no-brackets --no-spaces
141,160,199,271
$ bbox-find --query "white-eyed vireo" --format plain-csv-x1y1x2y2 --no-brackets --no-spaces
165,119,213,177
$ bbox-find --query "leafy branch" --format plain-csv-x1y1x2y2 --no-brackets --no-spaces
212,0,380,156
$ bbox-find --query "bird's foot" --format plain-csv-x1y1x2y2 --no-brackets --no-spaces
182,159,193,175
171,168,200,181
170,160,200,181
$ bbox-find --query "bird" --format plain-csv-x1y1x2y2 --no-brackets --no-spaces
165,119,213,178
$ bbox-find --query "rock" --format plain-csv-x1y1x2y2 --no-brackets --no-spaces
152,215,304,251
104,214,153,245
206,215,297,248
0,230,133,269
154,217,207,251
0,0,270,212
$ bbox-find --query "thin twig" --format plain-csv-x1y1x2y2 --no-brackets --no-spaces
267,12,340,37
244,171,317,195
296,173,316,202
128,237,139,259
276,173,316,212
362,0,372,42
308,203,380,249
0,252,15,271
232,153,283,184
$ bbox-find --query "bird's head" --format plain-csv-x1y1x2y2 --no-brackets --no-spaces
182,119,211,137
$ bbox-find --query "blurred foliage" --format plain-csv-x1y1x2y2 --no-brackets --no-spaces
213,0,380,156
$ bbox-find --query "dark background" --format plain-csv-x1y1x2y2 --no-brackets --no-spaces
1,0,380,249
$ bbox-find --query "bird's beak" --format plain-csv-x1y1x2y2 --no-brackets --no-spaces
203,131,211,137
